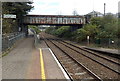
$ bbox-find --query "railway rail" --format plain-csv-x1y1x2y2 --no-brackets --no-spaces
58,40,120,74
43,38,102,80
61,41,120,64
40,32,119,80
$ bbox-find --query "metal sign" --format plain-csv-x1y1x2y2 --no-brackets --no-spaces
3,14,16,18
87,36,89,40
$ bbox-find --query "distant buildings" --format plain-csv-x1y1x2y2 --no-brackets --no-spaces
84,10,119,23
86,11,119,18
86,11,103,17
84,11,103,23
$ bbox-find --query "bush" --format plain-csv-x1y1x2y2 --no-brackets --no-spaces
55,26,71,37
73,29,88,42
45,26,56,35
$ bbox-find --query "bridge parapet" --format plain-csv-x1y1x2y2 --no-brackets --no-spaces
24,15,85,25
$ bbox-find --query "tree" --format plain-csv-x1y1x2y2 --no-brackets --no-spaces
90,15,118,39
117,18,120,38
90,17,103,28
55,26,71,37
83,24,98,39
74,28,88,42
2,2,34,34
72,24,98,42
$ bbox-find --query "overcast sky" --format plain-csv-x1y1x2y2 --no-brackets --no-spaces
29,0,120,15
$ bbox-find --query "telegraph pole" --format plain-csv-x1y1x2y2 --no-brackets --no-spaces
104,3,106,16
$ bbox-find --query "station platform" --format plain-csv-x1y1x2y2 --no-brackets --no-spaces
84,47,119,55
36,39,69,79
2,36,69,80
63,40,119,59
64,40,119,55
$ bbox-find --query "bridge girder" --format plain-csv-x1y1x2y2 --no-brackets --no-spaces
23,15,86,25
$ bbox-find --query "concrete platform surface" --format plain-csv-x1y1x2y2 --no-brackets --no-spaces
38,38,68,79
42,48,66,79
2,37,37,79
84,47,119,55
2,36,68,80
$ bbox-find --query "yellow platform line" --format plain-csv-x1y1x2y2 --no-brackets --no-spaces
39,48,46,81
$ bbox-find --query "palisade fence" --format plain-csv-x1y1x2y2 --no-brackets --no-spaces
2,32,25,52
74,37,118,49
86,38,120,48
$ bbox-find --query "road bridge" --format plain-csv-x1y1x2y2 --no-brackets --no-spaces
23,15,86,25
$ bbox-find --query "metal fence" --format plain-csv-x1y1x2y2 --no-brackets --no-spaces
2,32,25,52
93,38,118,48
79,38,119,49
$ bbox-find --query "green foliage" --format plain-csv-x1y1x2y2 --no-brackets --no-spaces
90,17,103,27
73,28,88,41
72,24,98,42
2,19,17,34
103,14,117,24
45,14,118,47
83,24,98,37
90,15,118,39
45,26,56,35
28,25,41,34
3,2,33,15
45,26,72,38
2,2,33,34
55,26,70,37
118,18,120,38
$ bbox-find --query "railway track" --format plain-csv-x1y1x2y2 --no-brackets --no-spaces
43,38,102,80
43,33,119,65
58,40,120,74
40,33,119,80
62,40,120,64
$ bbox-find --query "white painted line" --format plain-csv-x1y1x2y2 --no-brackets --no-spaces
48,48,71,81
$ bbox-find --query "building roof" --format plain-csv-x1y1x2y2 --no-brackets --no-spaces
87,11,103,16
